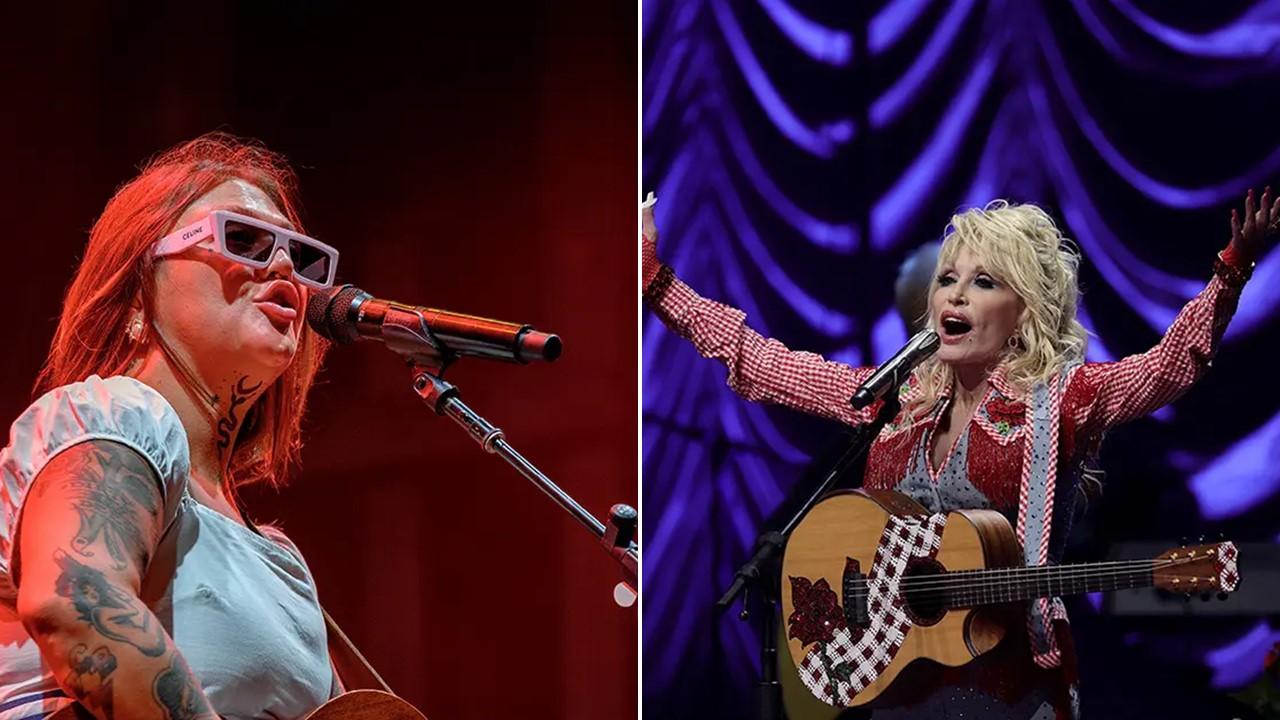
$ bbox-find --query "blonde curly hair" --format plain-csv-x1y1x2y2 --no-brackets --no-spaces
905,200,1089,419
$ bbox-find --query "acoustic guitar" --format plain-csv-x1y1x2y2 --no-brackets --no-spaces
48,688,426,720
780,489,1240,709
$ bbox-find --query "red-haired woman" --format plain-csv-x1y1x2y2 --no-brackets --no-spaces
0,134,338,719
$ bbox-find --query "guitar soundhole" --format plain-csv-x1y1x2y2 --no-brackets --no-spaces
901,558,948,626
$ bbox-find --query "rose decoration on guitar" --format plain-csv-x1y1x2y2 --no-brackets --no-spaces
787,577,856,688
787,576,846,645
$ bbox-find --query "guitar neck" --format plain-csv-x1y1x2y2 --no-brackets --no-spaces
939,559,1156,608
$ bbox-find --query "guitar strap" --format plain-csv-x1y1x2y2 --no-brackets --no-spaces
321,607,395,694
1015,366,1078,670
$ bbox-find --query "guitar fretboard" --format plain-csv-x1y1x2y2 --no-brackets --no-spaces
917,559,1157,608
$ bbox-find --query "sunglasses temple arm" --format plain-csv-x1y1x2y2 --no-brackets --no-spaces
153,216,217,257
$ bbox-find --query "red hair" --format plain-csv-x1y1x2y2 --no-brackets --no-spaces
36,132,328,490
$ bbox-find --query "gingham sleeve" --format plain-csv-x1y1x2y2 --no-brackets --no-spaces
645,264,876,426
1067,274,1241,436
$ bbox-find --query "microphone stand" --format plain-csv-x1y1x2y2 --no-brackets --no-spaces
378,313,638,605
715,393,900,720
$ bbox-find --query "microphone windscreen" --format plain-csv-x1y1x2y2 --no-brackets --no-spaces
519,331,563,363
306,284,365,344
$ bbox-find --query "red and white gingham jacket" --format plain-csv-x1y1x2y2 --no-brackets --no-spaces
643,243,1244,514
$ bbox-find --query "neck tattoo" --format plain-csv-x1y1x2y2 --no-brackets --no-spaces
215,376,264,456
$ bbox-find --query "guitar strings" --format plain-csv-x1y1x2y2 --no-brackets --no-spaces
891,565,1169,605
854,558,1173,594
862,557,1169,590
908,571,1163,600
828,557,1225,606
841,570,1170,610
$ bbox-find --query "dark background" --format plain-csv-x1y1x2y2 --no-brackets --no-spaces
643,1,1280,718
0,3,637,719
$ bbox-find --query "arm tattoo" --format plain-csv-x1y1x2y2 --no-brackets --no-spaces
153,655,218,720
215,376,263,454
53,551,166,656
65,643,118,720
59,443,161,571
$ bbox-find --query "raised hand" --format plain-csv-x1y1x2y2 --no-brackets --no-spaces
642,193,662,290
1229,186,1280,265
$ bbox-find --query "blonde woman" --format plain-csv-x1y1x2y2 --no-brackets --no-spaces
641,190,1276,719
0,135,337,719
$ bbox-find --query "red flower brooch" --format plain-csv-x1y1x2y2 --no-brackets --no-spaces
985,397,1026,428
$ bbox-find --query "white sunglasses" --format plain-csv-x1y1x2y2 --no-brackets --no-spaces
154,210,339,289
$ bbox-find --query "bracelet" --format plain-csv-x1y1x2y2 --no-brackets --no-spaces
644,263,675,300
1213,249,1254,288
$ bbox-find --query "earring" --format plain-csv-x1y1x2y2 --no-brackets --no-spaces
127,315,145,343
1007,333,1021,351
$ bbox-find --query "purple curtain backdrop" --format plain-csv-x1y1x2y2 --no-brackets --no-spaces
642,1,1280,717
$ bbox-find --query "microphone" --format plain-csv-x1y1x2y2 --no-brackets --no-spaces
306,284,562,365
849,329,940,410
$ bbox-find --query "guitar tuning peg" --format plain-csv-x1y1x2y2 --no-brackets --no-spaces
1179,537,1188,547
1200,592,1211,602
1198,534,1206,544
1218,592,1229,601
1184,593,1192,603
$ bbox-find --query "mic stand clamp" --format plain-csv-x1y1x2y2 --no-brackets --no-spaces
603,504,639,607
715,394,901,720
410,364,639,606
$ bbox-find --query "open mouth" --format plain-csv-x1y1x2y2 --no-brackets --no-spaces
941,317,973,337
252,281,300,334
255,301,296,334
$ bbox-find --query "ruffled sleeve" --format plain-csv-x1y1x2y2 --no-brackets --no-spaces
0,374,190,605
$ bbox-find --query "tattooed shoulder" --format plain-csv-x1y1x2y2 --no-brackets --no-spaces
41,441,164,571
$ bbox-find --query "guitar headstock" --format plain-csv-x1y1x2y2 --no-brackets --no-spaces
1153,541,1239,597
